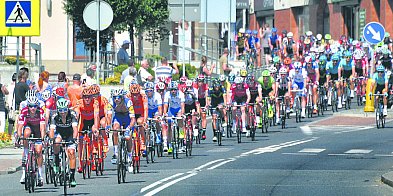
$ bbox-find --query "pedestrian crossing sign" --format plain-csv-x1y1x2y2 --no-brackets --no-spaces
0,0,40,36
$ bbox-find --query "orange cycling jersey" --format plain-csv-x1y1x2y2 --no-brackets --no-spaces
74,99,99,131
126,93,147,117
96,95,109,118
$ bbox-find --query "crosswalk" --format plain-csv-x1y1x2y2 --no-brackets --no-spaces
282,148,392,157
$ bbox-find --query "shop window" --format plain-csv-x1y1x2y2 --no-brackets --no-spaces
73,24,88,61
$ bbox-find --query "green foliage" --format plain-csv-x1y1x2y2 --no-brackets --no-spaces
114,64,129,74
105,73,121,85
172,64,197,81
5,56,28,65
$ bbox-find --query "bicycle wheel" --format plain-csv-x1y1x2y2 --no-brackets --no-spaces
25,170,29,191
45,151,50,184
82,143,87,180
237,119,242,143
376,107,381,129
122,143,127,181
87,148,92,179
62,151,67,196
117,143,122,184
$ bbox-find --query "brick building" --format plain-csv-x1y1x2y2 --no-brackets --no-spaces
250,0,393,41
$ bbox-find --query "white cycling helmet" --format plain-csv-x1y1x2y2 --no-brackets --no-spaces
353,50,364,60
234,77,243,84
25,90,37,99
219,75,226,82
26,95,39,106
41,90,51,101
294,62,302,69
111,89,124,97
156,82,166,90
306,31,313,36
316,34,322,41
287,32,293,38
279,67,287,74
185,80,193,87
269,66,277,73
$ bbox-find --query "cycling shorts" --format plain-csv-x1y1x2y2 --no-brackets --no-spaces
54,134,76,150
330,73,339,81
278,88,287,97
355,68,364,77
23,126,42,145
198,98,206,107
148,108,159,119
263,47,271,55
185,104,197,114
112,114,131,129
262,88,273,98
342,70,352,79
375,84,385,94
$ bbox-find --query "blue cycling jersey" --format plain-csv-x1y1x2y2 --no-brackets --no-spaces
247,36,259,49
339,59,354,71
326,60,340,74
372,72,388,85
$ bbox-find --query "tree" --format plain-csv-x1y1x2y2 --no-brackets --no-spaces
63,0,169,57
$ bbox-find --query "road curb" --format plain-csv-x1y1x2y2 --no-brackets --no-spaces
0,165,22,175
381,171,393,187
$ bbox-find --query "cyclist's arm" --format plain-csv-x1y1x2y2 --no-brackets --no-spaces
127,100,136,128
93,99,100,131
351,61,356,77
163,92,169,115
315,68,320,84
17,109,26,137
180,93,185,115
223,87,227,105
142,94,148,122
49,114,56,139
246,87,251,104
39,108,46,140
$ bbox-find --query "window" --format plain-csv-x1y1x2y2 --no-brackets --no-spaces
73,24,88,61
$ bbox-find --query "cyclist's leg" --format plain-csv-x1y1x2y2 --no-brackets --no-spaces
313,83,318,112
99,116,109,151
66,140,77,185
137,117,146,154
53,134,62,171
241,104,247,133
383,88,388,115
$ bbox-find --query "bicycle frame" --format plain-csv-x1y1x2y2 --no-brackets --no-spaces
110,128,127,184
233,104,243,143
78,129,92,180
21,137,41,193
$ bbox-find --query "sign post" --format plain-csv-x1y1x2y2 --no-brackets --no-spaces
363,22,385,45
83,0,113,84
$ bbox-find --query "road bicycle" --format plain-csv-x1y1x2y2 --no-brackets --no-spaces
372,93,387,129
247,103,257,141
146,118,160,163
225,106,233,138
355,76,366,106
233,104,243,143
165,116,183,159
21,137,41,193
78,129,92,179
291,89,303,123
277,96,289,129
329,80,339,112
318,85,327,116
110,127,128,184
306,82,314,118
43,135,55,185
131,126,142,174
54,140,75,196
93,128,106,176
260,97,270,133
342,78,352,110
183,113,194,155
211,107,224,145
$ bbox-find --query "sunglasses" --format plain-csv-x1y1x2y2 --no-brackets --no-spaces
170,89,177,92
113,95,123,100
83,95,92,99
146,89,153,93
378,71,384,73
28,104,38,108
58,108,68,113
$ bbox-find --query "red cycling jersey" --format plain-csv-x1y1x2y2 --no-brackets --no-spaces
18,106,45,138
230,83,250,102
127,93,147,117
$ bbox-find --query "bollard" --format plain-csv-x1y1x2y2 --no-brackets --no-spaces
364,79,376,112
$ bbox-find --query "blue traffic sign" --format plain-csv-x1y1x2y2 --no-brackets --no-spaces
363,22,385,45
5,1,31,27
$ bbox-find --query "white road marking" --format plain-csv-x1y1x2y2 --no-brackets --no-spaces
206,148,233,153
345,149,373,154
144,172,198,196
282,152,318,156
298,148,326,153
328,154,349,156
207,158,236,170
193,159,225,171
140,173,184,193
374,154,393,157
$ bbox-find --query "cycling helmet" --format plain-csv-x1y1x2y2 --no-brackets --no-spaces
344,50,352,57
362,42,369,47
316,34,322,41
318,46,325,53
279,67,287,74
156,82,166,90
319,55,327,62
306,31,313,36
240,69,248,77
239,28,245,34
284,57,292,65
180,76,188,83
287,32,293,38
197,74,205,82
252,30,258,35
55,87,66,97
90,84,100,95
213,79,221,87
305,56,312,63
168,81,178,90
331,54,340,61
26,96,39,106
353,50,363,60
25,90,37,99
269,66,277,74
385,32,390,38
219,75,226,82
262,70,270,77
382,48,390,55
56,98,68,110
273,56,280,64
41,89,51,101
82,87,91,96
111,89,124,97
234,77,243,84
158,75,169,83
246,75,255,82
129,83,140,94
376,65,385,72
294,62,302,69
355,42,361,49
185,80,193,87
144,82,154,90
324,34,331,40
246,29,252,34
228,73,236,83
271,28,277,33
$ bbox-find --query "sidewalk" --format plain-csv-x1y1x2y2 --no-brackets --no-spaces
0,147,23,175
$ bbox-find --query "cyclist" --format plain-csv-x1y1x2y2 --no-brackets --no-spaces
49,98,78,187
107,89,136,168
196,74,209,140
230,76,250,135
90,84,110,153
245,75,261,127
288,62,307,117
283,32,296,59
18,95,45,186
127,81,148,155
184,79,200,136
326,54,341,106
145,82,163,119
245,30,260,67
380,48,393,71
163,81,185,152
297,35,305,58
74,87,100,172
304,31,314,54
304,56,320,114
275,67,291,124
179,76,188,93
269,28,280,56
369,65,389,116
207,79,227,141
257,70,276,120
338,50,355,106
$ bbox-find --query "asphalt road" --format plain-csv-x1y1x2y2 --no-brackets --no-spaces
1,103,393,196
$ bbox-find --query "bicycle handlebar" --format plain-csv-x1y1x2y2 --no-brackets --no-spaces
20,137,41,141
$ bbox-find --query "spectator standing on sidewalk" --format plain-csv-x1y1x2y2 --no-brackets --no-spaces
155,57,179,81
67,74,83,109
137,60,153,85
35,71,51,93
260,23,272,66
117,40,133,66
199,56,215,76
120,60,135,84
14,70,29,111
6,73,16,135
0,74,9,133
123,67,137,91
219,48,232,76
